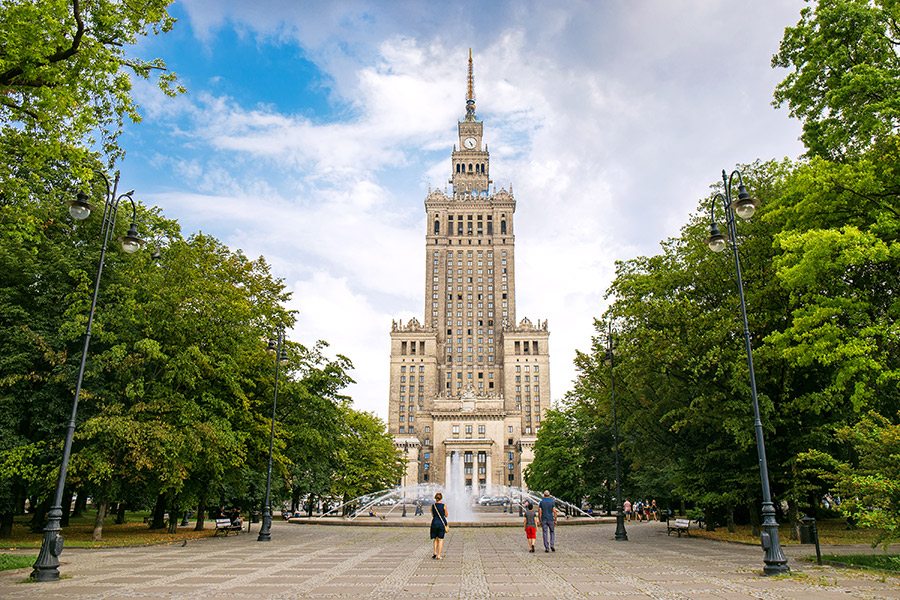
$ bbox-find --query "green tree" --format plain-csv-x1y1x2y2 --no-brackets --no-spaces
773,0,900,160
331,409,404,511
799,411,900,547
0,0,183,165
524,407,587,506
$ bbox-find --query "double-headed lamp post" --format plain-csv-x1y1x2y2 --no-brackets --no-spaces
258,328,287,542
32,172,145,582
706,168,788,575
605,324,627,541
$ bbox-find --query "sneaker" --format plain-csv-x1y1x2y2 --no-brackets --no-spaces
544,549,549,553
551,547,555,552
529,548,534,553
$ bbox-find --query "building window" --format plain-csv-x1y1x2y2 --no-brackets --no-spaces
452,425,459,434
465,425,473,434
399,426,405,433
508,426,513,433
425,426,430,433
478,425,485,435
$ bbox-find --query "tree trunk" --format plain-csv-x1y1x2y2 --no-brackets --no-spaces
292,488,301,513
788,498,800,541
704,509,715,532
150,493,167,529
194,493,207,531
29,498,50,533
116,502,126,524
0,511,13,538
726,507,736,533
748,499,761,538
167,495,181,534
71,492,87,518
60,489,73,527
92,499,108,541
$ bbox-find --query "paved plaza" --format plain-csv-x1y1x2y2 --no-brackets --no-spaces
1,520,899,599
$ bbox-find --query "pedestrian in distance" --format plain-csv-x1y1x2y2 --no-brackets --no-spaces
523,501,537,552
623,499,632,521
430,492,448,560
539,490,557,552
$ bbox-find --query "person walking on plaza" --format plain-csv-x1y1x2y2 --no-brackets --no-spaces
523,502,537,552
539,490,557,552
623,498,632,521
430,492,448,560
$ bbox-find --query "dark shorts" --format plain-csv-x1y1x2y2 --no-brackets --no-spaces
430,525,445,539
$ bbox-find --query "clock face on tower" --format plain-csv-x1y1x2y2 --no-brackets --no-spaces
464,137,477,149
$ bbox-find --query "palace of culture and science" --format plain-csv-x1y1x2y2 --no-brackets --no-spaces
388,52,550,492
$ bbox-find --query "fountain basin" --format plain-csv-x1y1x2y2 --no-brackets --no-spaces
289,515,614,527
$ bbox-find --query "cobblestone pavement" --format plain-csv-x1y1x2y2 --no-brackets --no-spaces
1,520,899,599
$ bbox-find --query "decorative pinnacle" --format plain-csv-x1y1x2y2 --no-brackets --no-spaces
465,48,476,122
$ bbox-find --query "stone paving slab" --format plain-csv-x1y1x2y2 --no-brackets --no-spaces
1,521,899,599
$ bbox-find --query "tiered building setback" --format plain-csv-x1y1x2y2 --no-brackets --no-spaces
389,51,550,493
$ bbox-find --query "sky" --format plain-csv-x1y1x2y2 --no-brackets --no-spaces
119,0,808,420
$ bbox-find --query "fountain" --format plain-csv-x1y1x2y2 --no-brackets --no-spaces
301,481,600,527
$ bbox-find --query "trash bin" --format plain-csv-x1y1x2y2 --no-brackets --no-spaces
251,510,261,523
799,516,814,544
800,515,822,564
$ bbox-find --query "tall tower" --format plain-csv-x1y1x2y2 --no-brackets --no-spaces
389,51,550,493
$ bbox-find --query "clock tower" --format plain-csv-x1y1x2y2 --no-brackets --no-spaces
451,50,490,196
388,51,550,494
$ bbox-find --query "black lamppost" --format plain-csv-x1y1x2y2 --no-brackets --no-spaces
258,328,287,542
706,168,789,575
606,324,627,542
32,172,145,582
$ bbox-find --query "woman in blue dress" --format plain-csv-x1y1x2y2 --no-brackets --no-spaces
430,492,448,559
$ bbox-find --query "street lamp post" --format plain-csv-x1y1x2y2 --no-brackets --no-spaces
606,324,628,542
258,328,287,542
32,172,146,582
705,168,789,575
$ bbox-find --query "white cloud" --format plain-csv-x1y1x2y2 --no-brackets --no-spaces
127,0,807,419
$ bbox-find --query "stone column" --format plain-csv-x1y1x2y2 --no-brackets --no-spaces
486,453,492,490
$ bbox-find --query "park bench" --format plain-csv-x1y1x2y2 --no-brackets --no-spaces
666,518,692,537
214,518,242,536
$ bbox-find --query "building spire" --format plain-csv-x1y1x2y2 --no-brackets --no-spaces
465,48,476,122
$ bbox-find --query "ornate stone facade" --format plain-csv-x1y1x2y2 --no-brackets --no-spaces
389,52,550,492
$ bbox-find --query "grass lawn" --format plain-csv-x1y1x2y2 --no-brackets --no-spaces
0,554,34,572
819,554,900,572
685,518,887,546
0,512,220,550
